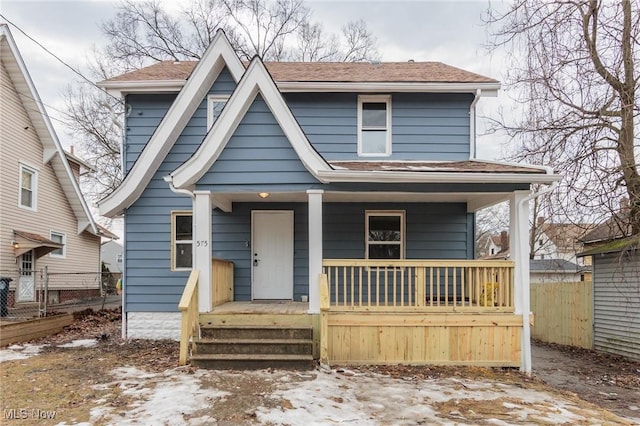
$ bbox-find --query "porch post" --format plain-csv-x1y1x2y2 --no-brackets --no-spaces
194,190,212,312
307,189,324,313
510,190,531,373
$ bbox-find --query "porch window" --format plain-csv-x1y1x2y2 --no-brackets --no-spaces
207,95,229,130
19,164,37,210
49,231,65,258
171,212,193,270
358,95,391,156
365,210,405,259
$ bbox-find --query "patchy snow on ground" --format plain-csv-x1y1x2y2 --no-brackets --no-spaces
85,367,230,425
58,339,98,348
0,343,47,362
255,370,613,425
51,365,631,425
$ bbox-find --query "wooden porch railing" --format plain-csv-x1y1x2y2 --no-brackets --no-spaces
212,258,234,307
178,269,200,365
322,259,515,312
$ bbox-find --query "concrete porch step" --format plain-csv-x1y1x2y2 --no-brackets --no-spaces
200,324,313,340
194,338,312,355
190,353,315,370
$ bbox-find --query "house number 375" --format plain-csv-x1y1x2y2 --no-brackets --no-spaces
196,241,208,247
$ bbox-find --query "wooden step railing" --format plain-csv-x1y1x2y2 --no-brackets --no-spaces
322,259,515,312
178,269,200,365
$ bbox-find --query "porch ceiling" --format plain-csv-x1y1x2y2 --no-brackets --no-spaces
211,191,508,212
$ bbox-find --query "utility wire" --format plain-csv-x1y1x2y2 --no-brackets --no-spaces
0,14,124,105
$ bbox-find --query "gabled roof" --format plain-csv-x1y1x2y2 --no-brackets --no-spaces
168,56,331,189
0,24,98,236
529,259,585,273
581,213,631,244
538,222,596,253
99,30,245,217
103,60,499,84
99,60,501,96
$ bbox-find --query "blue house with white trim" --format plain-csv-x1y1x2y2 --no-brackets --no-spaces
99,31,559,371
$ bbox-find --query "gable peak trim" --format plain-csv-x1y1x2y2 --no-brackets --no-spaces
168,56,331,189
99,30,245,217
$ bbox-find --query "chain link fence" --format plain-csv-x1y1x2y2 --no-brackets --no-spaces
0,268,120,321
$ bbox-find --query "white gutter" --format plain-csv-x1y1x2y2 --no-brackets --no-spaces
518,166,559,374
317,170,561,184
469,89,481,159
98,80,501,96
163,175,195,199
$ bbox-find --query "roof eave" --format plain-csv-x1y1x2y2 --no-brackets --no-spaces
98,80,501,97
317,170,562,184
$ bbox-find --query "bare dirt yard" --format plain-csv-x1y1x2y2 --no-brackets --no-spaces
1,309,638,425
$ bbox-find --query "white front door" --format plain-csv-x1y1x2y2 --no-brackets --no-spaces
252,211,294,300
18,251,35,302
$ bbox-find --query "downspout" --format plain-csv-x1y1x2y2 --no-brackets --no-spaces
518,167,559,374
164,175,195,199
469,89,481,159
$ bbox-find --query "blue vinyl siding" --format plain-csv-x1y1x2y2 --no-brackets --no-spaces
197,94,320,188
285,92,473,161
124,67,237,174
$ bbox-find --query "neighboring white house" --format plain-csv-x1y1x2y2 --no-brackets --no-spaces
529,259,589,284
101,240,124,274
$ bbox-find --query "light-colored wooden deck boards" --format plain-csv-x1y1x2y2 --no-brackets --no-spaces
210,301,309,315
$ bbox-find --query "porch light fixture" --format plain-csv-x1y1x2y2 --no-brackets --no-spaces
10,240,19,249
258,192,270,199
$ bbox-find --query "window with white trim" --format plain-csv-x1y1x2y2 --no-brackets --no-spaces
49,231,66,258
171,212,193,270
19,165,37,210
207,95,229,130
358,95,392,156
365,210,405,259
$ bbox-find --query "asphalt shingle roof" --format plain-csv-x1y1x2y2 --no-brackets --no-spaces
103,60,499,84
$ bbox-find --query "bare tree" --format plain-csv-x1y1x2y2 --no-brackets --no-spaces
486,1,640,234
67,0,379,200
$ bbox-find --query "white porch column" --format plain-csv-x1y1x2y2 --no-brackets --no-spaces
194,190,212,312
510,190,531,373
307,189,324,313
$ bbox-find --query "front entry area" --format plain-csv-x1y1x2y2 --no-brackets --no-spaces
251,210,294,300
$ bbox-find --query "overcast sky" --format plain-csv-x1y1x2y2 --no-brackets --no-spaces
1,0,513,160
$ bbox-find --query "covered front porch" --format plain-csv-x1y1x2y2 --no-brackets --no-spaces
177,185,535,370
180,255,528,369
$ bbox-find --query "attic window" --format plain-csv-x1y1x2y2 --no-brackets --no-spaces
207,95,229,130
358,95,391,157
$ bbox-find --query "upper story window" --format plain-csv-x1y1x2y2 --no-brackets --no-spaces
19,164,37,211
365,210,405,260
207,95,229,130
49,231,66,258
171,211,193,271
358,95,392,157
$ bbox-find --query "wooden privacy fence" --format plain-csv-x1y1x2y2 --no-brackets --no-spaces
322,259,515,312
530,281,593,349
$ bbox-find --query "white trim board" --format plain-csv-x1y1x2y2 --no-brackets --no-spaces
168,57,331,189
99,30,245,217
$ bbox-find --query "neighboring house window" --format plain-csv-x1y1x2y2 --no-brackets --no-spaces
116,253,123,263
358,95,392,157
49,231,66,258
207,95,229,130
490,248,495,255
19,165,37,210
171,212,193,270
365,210,405,259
